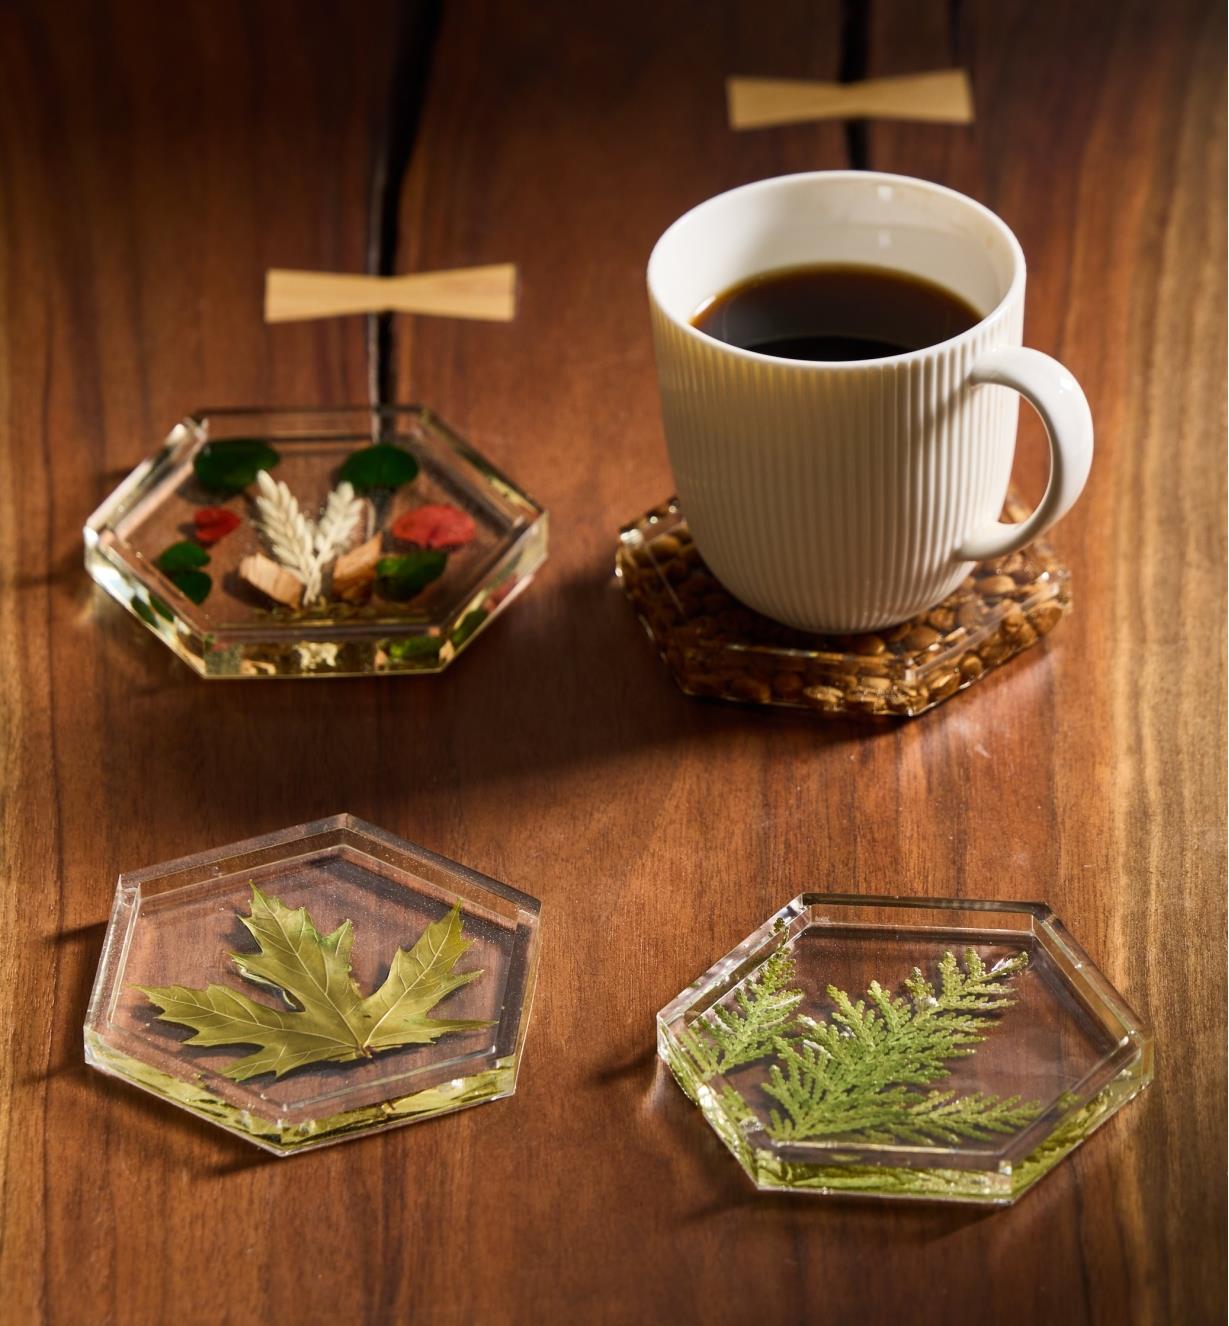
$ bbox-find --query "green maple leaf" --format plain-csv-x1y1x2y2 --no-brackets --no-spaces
359,907,486,1051
139,887,489,1082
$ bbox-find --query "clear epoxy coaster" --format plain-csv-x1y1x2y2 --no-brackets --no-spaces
616,493,1070,718
85,815,541,1155
85,406,547,677
657,895,1151,1204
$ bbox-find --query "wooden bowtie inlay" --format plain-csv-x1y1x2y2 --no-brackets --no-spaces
727,70,974,130
264,264,518,323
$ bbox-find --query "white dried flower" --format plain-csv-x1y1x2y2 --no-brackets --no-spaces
254,470,320,602
314,481,364,563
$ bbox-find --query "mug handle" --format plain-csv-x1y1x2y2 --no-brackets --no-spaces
956,346,1094,562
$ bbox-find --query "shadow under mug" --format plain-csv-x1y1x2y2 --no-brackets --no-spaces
647,171,1093,633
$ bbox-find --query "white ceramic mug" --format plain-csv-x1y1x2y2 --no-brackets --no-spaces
647,171,1093,632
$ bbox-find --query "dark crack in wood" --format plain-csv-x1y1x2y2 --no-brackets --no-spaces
365,0,444,420
839,0,870,169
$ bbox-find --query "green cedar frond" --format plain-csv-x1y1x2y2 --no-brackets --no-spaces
762,948,1038,1143
898,1090,1041,1144
680,944,804,1077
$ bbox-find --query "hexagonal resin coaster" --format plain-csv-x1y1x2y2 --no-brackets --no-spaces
85,406,547,677
85,816,541,1154
616,494,1070,718
657,896,1152,1204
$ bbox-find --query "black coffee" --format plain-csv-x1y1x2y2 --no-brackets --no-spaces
691,263,981,362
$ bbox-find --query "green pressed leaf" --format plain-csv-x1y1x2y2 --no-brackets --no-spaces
450,608,488,648
338,443,418,494
139,889,488,1082
155,540,210,573
132,598,158,627
679,944,802,1078
690,947,1042,1147
387,635,444,663
193,438,280,493
376,551,447,601
360,904,485,1050
150,594,175,621
168,569,211,604
138,980,349,1082
230,886,365,1039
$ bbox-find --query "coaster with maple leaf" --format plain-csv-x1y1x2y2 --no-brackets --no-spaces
84,816,542,1154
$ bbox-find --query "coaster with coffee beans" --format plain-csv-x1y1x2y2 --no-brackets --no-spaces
615,493,1070,720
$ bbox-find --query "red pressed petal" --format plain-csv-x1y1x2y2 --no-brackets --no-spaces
390,503,477,550
194,507,242,545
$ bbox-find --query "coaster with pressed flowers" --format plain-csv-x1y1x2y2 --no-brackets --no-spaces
85,406,547,678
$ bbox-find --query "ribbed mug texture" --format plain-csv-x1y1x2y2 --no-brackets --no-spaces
651,298,1024,632
649,172,1041,634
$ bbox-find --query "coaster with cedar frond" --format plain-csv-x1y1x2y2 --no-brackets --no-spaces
139,887,489,1082
682,945,1041,1145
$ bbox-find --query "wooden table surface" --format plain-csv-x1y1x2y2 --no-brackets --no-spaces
1,3,1224,1323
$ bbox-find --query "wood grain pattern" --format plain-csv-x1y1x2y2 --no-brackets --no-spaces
0,2,1223,1324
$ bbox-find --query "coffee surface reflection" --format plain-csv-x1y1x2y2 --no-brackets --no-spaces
692,263,982,362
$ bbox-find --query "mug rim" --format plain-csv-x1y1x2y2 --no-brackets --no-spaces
646,170,1027,369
